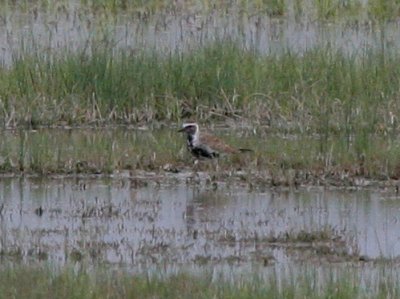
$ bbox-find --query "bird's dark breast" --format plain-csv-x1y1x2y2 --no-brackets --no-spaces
186,136,219,158
191,147,219,159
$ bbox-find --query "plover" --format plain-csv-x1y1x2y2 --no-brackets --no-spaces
178,122,252,159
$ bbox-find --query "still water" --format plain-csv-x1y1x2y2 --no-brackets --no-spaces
1,2,399,66
0,176,399,272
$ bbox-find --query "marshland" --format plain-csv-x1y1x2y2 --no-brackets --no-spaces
2,0,400,298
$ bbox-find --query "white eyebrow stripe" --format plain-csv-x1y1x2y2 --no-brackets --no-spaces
182,123,198,127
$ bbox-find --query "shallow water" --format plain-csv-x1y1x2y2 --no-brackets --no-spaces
0,176,399,273
1,2,399,66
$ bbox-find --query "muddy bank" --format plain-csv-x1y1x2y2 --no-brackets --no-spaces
0,167,399,190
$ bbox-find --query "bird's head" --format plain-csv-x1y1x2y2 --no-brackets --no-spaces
178,123,199,135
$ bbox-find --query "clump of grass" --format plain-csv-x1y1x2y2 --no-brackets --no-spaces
368,0,400,22
270,227,338,243
314,0,363,20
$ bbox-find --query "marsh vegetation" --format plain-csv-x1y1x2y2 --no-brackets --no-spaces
1,0,400,297
0,1,399,181
1,128,400,186
2,265,400,299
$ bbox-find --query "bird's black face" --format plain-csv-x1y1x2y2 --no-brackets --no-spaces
178,124,197,135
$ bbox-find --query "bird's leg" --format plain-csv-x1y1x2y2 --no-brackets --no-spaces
207,157,219,182
213,158,220,173
193,158,200,171
186,159,201,185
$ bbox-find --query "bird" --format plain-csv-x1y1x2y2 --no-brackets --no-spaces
178,122,252,159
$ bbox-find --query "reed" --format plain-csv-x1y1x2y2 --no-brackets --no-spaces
1,42,400,135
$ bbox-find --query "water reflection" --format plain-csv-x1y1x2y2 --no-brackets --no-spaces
0,177,399,270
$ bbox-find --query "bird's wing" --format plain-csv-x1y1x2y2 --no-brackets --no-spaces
200,133,238,154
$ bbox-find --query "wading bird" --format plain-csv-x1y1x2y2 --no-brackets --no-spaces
178,122,252,159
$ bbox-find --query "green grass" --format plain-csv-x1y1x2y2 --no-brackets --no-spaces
0,128,178,174
368,0,400,21
1,128,400,184
1,41,400,135
0,0,292,16
313,0,363,20
0,265,399,299
0,0,398,21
